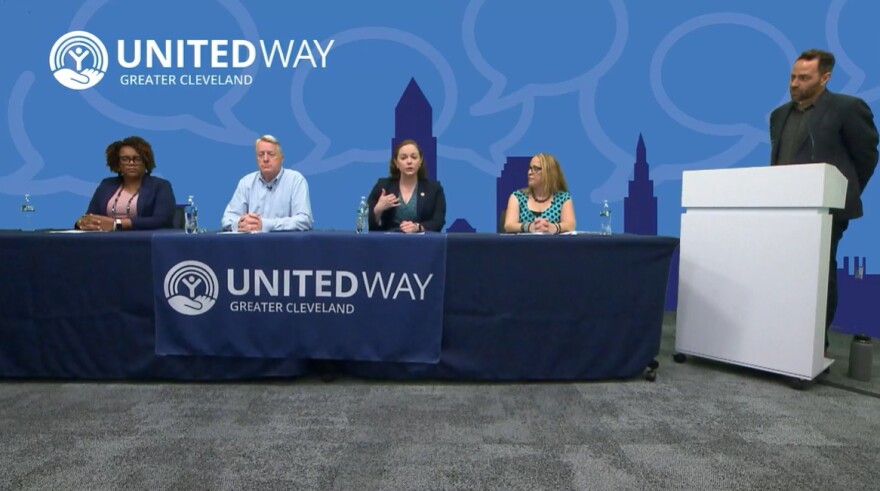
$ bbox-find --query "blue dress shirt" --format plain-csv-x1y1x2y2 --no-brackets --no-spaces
221,168,314,232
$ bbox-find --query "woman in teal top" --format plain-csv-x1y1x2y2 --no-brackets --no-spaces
503,153,576,234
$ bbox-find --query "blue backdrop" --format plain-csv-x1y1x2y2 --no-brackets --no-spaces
2,0,878,332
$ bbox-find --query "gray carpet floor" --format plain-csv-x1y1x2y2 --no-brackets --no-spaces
2,315,879,490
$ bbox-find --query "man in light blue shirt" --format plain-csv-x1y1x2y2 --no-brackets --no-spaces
221,135,314,232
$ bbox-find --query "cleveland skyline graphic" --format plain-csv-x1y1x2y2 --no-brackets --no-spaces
390,78,876,336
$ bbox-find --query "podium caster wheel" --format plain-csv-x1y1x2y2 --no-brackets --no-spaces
645,369,657,382
673,353,687,363
788,378,809,390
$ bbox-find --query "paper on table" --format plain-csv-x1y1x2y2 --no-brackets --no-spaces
517,231,603,235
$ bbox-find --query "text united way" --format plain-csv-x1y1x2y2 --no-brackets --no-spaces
226,269,435,301
116,39,334,69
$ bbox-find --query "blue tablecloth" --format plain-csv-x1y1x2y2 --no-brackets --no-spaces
345,233,679,380
0,231,678,381
152,232,448,362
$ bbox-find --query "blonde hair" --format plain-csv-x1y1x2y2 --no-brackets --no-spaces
526,153,569,196
255,134,283,157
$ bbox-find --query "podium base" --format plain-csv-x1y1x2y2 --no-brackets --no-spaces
675,350,834,382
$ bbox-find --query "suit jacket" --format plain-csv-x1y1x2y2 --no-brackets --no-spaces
83,174,177,229
367,177,446,232
770,90,879,219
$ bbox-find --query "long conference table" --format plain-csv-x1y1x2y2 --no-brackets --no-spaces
0,230,678,381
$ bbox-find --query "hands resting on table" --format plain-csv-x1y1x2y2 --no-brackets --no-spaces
523,217,560,234
76,214,125,232
237,213,263,233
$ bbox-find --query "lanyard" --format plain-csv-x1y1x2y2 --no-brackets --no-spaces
110,186,139,217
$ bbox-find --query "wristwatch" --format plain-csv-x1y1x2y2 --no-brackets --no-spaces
114,218,122,231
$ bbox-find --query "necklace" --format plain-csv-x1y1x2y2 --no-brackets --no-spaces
531,192,550,203
110,185,140,217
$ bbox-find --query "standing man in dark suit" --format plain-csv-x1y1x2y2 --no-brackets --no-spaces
770,49,879,350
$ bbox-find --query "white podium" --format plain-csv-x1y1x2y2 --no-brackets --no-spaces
675,163,847,381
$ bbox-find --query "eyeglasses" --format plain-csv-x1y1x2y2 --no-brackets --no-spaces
119,156,143,164
528,165,543,173
257,151,278,159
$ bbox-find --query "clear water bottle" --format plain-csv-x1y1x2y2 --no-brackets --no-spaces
356,196,369,234
599,199,612,235
185,195,198,234
20,194,35,231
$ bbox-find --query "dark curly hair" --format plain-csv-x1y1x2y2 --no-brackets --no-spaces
105,136,156,175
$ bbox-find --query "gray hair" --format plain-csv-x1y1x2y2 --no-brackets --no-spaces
255,134,283,157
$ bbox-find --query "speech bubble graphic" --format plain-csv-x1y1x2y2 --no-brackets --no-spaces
583,12,798,202
69,0,260,145
0,71,95,197
463,0,627,115
287,26,460,175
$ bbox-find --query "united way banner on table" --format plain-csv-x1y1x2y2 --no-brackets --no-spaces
152,232,446,362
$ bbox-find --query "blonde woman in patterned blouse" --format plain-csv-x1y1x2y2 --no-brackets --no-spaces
503,153,576,234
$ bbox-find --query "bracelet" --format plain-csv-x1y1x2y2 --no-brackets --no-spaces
520,222,527,233
418,223,423,232
554,223,560,235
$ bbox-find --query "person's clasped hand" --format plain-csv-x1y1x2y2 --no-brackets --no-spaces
531,217,553,233
77,213,110,231
399,221,421,233
237,213,262,232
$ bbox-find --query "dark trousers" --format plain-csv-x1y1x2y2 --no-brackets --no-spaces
826,219,849,348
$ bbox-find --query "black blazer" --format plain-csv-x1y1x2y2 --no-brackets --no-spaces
82,174,177,229
367,177,446,232
770,90,879,219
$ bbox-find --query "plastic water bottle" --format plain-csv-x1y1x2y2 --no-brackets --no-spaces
599,200,612,235
185,195,198,234
356,196,369,234
20,194,35,231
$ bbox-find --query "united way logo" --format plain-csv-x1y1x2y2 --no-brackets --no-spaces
164,260,219,316
49,31,108,90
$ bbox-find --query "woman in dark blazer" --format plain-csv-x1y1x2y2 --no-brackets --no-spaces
368,139,446,232
75,136,176,231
